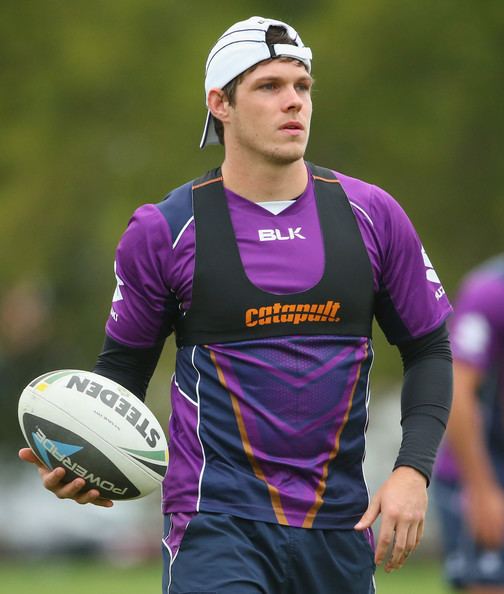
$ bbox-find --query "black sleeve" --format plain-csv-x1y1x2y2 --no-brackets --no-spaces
92,335,165,402
392,322,453,484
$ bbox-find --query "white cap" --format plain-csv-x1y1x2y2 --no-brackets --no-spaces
200,16,312,148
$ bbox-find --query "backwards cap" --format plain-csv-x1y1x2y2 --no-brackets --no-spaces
200,16,312,148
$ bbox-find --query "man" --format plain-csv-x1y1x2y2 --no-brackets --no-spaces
19,16,453,594
434,254,504,594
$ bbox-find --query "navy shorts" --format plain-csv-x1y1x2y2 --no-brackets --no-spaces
434,479,504,589
162,512,376,594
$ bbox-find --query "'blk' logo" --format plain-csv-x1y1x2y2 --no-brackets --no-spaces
258,227,306,242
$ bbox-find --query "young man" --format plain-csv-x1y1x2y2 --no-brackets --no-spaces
434,254,504,594
19,16,453,594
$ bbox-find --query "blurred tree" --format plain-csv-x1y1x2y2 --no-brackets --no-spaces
0,0,502,440
0,278,83,450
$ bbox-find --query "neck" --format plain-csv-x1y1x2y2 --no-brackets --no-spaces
221,157,308,202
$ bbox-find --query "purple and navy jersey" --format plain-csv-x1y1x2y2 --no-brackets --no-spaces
435,255,504,483
105,164,451,528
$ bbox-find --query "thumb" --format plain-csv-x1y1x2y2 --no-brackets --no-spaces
354,496,380,530
19,448,42,467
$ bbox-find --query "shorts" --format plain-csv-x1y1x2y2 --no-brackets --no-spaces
433,478,504,589
162,512,376,594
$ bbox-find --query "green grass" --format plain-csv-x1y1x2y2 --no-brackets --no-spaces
0,558,452,594
375,559,452,593
0,559,163,594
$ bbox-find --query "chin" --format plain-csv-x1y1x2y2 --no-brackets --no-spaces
268,144,306,165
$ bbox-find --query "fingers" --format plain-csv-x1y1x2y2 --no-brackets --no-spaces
73,486,114,508
18,447,43,467
471,506,504,548
476,523,504,549
379,517,424,572
354,497,380,531
41,466,66,488
44,473,114,508
416,519,424,548
466,482,504,548
354,494,422,570
88,497,114,508
19,448,113,508
385,520,422,571
369,467,428,571
375,515,395,568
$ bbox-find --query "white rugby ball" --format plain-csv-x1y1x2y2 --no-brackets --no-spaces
18,369,168,500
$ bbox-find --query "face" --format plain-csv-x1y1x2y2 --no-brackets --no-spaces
223,59,313,165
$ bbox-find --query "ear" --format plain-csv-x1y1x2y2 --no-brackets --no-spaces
207,88,231,123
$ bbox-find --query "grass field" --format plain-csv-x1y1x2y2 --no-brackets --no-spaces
0,558,452,594
376,559,451,594
0,559,161,594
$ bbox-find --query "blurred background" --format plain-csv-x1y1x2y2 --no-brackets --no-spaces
1,0,503,592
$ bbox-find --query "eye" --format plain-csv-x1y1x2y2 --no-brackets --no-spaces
259,82,277,90
296,82,312,92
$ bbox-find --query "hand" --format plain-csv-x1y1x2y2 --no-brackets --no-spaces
18,448,114,508
465,481,504,549
354,466,427,572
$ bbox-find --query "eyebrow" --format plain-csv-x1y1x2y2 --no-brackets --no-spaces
253,74,314,84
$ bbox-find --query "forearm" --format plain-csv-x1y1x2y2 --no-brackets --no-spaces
93,335,165,401
446,361,498,489
393,324,453,483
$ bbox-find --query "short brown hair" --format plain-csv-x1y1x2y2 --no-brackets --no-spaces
213,25,303,145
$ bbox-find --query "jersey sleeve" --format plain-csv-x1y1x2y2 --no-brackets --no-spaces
370,185,452,344
105,204,179,348
449,273,504,370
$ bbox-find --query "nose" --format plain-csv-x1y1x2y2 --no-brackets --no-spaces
282,85,303,112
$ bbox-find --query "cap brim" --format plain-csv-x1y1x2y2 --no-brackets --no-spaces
200,111,220,149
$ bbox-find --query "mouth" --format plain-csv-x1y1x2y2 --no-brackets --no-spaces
280,121,304,131
279,121,305,138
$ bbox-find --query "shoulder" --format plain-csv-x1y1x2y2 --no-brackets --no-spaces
155,170,225,248
456,257,504,321
116,178,195,260
117,202,173,253
121,178,196,248
331,169,422,266
451,257,504,364
333,170,408,229
156,180,194,245
326,168,452,339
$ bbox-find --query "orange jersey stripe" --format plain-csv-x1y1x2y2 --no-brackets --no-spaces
312,175,340,184
192,176,224,190
302,343,368,528
209,349,290,526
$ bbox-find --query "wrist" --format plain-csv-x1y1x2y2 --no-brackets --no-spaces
393,465,428,485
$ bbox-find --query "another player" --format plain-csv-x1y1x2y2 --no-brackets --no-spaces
434,254,504,594
19,16,453,593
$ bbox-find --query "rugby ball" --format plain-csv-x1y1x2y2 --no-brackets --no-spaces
18,369,168,500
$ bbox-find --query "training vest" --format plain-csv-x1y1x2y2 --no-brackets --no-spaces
173,163,374,346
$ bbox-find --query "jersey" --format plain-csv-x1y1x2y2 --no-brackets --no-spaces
105,162,451,529
435,255,504,484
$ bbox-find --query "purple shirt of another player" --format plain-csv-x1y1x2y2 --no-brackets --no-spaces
435,256,504,483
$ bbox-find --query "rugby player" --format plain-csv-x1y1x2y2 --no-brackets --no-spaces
20,16,453,594
434,255,504,594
